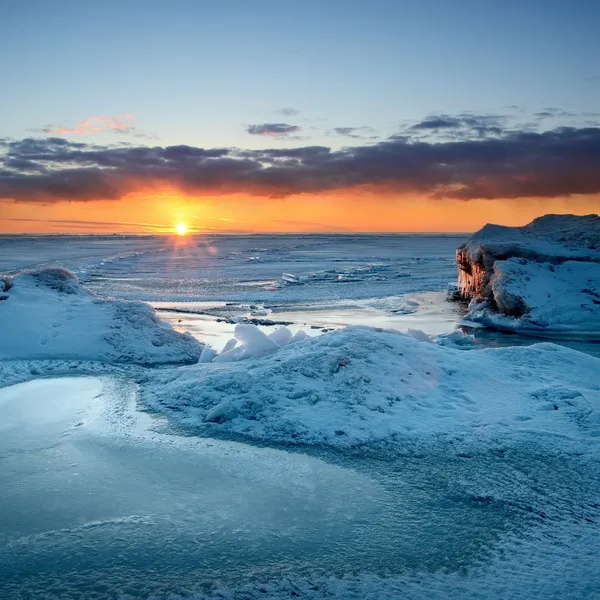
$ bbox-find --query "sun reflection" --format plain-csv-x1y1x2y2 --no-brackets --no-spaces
175,222,187,235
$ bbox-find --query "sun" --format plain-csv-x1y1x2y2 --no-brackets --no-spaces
175,222,187,236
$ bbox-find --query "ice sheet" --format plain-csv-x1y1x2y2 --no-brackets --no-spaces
1,377,598,599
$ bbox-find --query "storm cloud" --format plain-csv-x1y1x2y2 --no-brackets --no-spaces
2,126,600,202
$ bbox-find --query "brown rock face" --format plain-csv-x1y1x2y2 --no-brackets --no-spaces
456,249,486,299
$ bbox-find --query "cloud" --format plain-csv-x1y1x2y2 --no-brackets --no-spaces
33,114,137,136
2,125,600,202
330,126,379,140
0,216,172,231
277,108,300,116
246,123,302,137
410,113,506,137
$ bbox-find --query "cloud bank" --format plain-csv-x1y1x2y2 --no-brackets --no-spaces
2,126,600,203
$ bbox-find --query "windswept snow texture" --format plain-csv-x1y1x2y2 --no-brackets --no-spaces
143,326,600,449
457,214,600,335
0,268,203,363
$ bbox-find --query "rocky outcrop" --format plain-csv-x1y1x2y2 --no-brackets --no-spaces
456,214,600,336
456,214,600,300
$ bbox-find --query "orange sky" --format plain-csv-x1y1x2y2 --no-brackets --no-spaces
1,192,599,234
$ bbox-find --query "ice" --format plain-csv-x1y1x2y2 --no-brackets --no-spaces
233,323,280,356
199,345,218,363
406,328,434,343
268,325,293,346
142,325,600,449
221,337,238,353
3,232,600,598
289,329,309,343
282,272,303,284
210,324,309,362
2,376,598,599
0,234,461,307
0,268,203,363
456,214,600,337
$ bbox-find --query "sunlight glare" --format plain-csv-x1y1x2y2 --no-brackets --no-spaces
175,222,187,236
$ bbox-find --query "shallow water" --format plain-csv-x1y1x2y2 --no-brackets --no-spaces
1,377,598,598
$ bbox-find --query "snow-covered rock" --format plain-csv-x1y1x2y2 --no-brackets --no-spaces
141,325,600,449
456,214,600,336
0,268,203,363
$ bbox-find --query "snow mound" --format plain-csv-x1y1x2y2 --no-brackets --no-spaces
142,326,600,449
456,214,600,336
0,268,203,363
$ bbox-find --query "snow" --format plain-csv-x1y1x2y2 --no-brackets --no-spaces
458,214,600,269
0,268,203,363
142,325,600,450
466,258,600,336
268,325,293,346
1,233,600,599
457,214,600,336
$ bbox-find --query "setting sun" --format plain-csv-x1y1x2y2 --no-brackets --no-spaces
175,222,187,235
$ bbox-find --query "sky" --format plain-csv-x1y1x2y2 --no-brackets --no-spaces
1,0,599,233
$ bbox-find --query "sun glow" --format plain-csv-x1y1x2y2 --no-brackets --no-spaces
175,222,187,235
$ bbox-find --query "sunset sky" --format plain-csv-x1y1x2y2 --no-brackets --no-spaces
2,0,599,234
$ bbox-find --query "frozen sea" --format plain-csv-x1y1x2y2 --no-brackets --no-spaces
1,234,599,599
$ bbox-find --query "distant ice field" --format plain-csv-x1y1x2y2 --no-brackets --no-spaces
0,233,466,348
0,233,461,302
4,233,600,357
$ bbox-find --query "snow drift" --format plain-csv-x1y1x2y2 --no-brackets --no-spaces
142,325,600,449
0,268,203,363
456,214,600,335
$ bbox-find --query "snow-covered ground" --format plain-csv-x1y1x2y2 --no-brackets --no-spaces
1,376,598,599
457,214,600,337
142,325,600,451
1,231,600,599
0,268,202,363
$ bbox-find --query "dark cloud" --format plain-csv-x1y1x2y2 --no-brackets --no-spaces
277,108,300,116
411,117,464,130
2,127,600,203
246,123,301,137
410,113,507,138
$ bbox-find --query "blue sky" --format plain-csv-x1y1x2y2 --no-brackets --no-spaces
1,0,600,234
3,0,599,148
